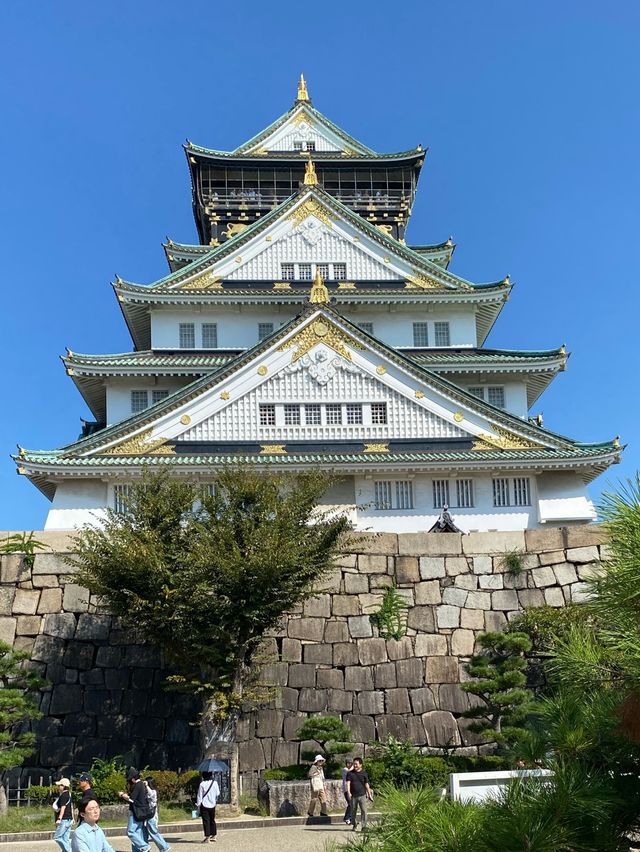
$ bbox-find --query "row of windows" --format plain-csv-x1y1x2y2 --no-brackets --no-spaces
373,477,531,511
281,263,347,281
412,321,450,348
292,140,316,151
178,322,276,349
468,385,506,409
131,389,169,414
259,402,387,426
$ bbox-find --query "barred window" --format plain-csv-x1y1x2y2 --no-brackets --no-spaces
298,263,312,280
493,478,510,507
316,263,329,279
434,321,450,347
488,386,505,409
374,481,393,510
305,404,321,425
151,390,169,405
179,323,196,348
468,387,485,400
259,403,276,426
371,402,387,424
202,323,218,348
306,141,316,152
513,477,531,506
131,390,148,414
432,479,450,509
114,484,134,514
395,480,414,510
284,404,301,425
326,403,342,425
358,322,374,335
203,484,217,498
258,322,274,341
455,479,474,508
281,263,295,280
346,403,363,424
333,263,347,279
413,322,429,347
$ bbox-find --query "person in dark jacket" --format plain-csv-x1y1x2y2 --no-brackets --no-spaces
76,774,98,824
118,767,151,852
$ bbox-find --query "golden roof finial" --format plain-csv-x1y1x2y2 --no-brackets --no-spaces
309,268,330,304
304,154,318,186
297,73,310,102
613,435,621,449
502,274,511,286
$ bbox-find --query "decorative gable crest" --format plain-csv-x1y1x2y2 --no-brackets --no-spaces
283,345,362,386
277,319,364,362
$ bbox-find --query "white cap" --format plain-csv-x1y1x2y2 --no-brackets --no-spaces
55,778,71,787
314,755,325,763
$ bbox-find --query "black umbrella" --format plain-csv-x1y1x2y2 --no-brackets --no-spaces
196,758,229,773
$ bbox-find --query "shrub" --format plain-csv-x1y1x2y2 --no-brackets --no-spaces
368,738,449,789
177,771,201,800
144,771,179,801
262,764,313,782
25,785,55,805
93,771,126,804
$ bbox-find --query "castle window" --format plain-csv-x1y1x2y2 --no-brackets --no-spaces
454,479,474,508
413,322,429,347
358,322,374,335
432,479,450,509
374,480,414,510
326,403,342,425
258,322,274,341
179,323,196,349
114,484,134,514
513,477,531,506
395,480,414,509
259,404,276,426
492,478,510,507
346,403,363,424
284,404,301,425
152,390,169,405
371,402,387,424
305,404,321,425
298,264,312,280
293,140,316,151
281,263,295,280
202,323,218,348
487,386,505,409
317,263,329,279
131,390,149,414
434,321,450,347
468,387,485,400
374,481,392,510
333,263,347,279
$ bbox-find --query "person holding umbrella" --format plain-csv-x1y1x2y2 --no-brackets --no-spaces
195,760,222,844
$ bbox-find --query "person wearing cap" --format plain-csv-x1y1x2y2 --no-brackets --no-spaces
118,767,152,852
307,755,328,818
71,799,115,852
53,777,73,852
77,773,98,824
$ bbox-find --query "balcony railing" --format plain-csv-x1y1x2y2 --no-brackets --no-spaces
200,188,412,211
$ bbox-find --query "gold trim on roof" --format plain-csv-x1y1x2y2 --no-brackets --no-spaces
303,156,318,186
224,222,248,240
278,319,364,363
101,429,175,456
287,198,333,229
363,442,389,453
260,444,287,455
273,281,292,290
405,272,445,290
180,272,223,290
472,425,542,451
297,73,309,102
338,282,356,290
309,269,330,304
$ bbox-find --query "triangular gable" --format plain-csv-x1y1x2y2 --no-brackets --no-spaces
69,308,565,460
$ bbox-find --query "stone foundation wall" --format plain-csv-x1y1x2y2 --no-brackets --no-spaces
0,526,606,779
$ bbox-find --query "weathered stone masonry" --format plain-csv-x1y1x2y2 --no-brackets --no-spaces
0,526,606,779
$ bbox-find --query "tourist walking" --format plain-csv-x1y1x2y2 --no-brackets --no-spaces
118,767,152,852
307,755,328,817
144,777,171,851
77,773,98,823
71,799,115,852
196,770,220,843
53,777,73,852
346,757,373,832
341,758,353,825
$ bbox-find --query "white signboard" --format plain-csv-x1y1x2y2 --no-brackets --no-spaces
449,768,553,803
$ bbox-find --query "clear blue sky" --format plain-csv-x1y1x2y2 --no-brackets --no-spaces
1,1,639,530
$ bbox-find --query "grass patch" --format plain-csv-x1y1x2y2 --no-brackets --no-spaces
0,803,194,834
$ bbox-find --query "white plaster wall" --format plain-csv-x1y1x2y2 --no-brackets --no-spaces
45,481,109,530
106,378,187,426
351,308,478,349
458,381,529,418
537,472,596,522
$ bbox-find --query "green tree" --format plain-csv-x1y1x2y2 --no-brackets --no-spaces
295,716,354,766
71,468,350,808
0,642,46,814
460,631,534,751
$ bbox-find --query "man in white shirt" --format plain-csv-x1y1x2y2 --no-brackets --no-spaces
71,800,115,852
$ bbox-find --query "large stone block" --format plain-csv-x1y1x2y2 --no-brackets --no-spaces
471,556,493,574
40,736,76,767
0,617,16,645
539,550,568,566
275,688,299,712
37,588,63,614
406,715,427,745
358,593,385,614
324,620,349,644
259,663,289,687
32,552,75,575
62,584,90,613
16,615,40,636
553,563,579,585
333,643,359,667
445,557,469,577
344,713,375,743
530,566,557,588
451,629,475,656
454,574,478,590
283,713,306,740
395,657,424,688
317,669,344,689
0,555,29,584
288,664,316,688
358,554,388,573
357,690,384,715
12,589,40,615
386,637,413,660
314,567,343,593
345,666,374,691
282,638,302,662
415,581,442,605
425,656,459,683
272,740,300,768
32,634,65,663
401,533,462,556
544,587,566,607
463,531,526,555
407,606,435,631
374,662,397,688
332,595,361,616
43,612,76,639
419,557,446,579
327,689,353,713
298,688,328,712
438,683,471,713
577,562,602,581
422,710,461,747
485,611,508,631
478,575,503,590
517,589,545,608
32,574,60,589
376,714,408,741
370,574,394,590
256,709,284,738
564,527,606,548
288,618,325,642
95,646,122,668
571,582,592,603
358,638,388,666
50,683,83,715
410,686,436,714
566,545,600,564
491,590,519,611
442,587,468,607
238,738,266,771
415,634,447,656
460,609,484,630
524,528,566,551
395,556,420,584
345,573,369,594
303,644,333,665
348,615,373,639
348,532,398,555
466,591,492,610
75,613,110,641
385,687,411,714
303,595,331,618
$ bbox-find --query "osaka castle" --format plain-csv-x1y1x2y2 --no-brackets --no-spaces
16,76,621,532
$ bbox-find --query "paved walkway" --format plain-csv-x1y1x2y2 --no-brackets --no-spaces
0,822,354,851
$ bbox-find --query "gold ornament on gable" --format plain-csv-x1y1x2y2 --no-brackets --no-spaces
287,199,333,229
180,272,222,291
278,319,364,363
101,429,175,456
472,425,541,452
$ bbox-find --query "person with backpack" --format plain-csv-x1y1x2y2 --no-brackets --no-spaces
118,767,153,852
144,777,171,852
53,777,73,852
195,770,220,843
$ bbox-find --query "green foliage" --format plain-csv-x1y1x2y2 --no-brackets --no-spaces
71,468,350,716
460,631,534,751
0,532,47,569
0,641,46,771
92,772,125,805
239,793,269,816
367,738,449,790
500,549,525,576
262,764,310,781
508,604,596,657
88,755,126,785
369,585,408,640
296,715,354,763
25,785,55,805
177,770,201,799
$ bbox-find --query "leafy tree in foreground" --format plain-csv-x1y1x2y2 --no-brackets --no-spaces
72,468,350,807
0,642,46,814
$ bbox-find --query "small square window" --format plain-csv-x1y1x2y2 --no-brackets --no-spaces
434,321,450,347
258,322,274,341
179,323,196,349
305,404,321,425
281,263,295,280
131,390,149,414
358,322,374,335
202,323,218,348
332,263,347,280
371,402,387,424
346,403,363,424
284,404,301,425
305,141,316,152
326,404,342,425
152,390,169,405
488,386,505,409
413,322,429,347
259,404,276,426
432,479,450,509
293,141,303,151
298,264,312,280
